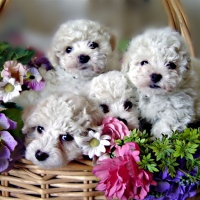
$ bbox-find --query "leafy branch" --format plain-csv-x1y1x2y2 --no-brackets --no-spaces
0,42,35,71
118,127,200,181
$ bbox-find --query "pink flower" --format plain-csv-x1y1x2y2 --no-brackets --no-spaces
93,142,157,200
102,116,130,146
1,61,26,84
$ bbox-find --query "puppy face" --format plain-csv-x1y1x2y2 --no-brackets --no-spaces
48,19,116,79
122,27,191,95
89,71,139,130
22,93,104,169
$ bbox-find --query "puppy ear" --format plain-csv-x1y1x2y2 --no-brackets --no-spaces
47,47,59,68
121,52,130,73
102,25,118,51
21,105,36,134
109,33,117,51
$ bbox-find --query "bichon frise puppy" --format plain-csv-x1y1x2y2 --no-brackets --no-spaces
87,70,139,130
48,19,120,80
22,92,104,169
13,19,120,108
122,27,200,138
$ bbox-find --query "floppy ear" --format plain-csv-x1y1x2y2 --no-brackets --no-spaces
109,33,117,51
21,105,36,134
121,52,131,73
102,25,118,51
47,47,59,68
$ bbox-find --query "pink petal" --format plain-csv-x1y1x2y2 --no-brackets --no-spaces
102,116,113,125
1,70,10,78
1,131,17,151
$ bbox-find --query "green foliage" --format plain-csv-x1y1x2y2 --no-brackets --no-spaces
0,42,35,71
118,38,129,52
118,128,200,180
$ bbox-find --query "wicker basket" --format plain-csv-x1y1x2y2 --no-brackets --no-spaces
1,159,105,200
0,0,199,199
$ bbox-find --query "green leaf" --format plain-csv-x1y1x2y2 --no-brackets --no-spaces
13,48,35,64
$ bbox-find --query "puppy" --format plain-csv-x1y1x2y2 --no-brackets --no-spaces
87,70,139,130
13,19,120,108
22,92,104,169
48,19,120,80
122,27,200,138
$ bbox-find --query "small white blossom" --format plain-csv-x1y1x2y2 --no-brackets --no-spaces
75,129,111,159
0,77,21,102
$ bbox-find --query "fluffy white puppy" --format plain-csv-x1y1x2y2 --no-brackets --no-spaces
87,70,139,130
122,27,200,138
13,19,120,108
48,19,120,79
22,92,104,169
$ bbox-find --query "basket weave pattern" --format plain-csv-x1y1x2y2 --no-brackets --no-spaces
0,0,199,200
1,159,105,200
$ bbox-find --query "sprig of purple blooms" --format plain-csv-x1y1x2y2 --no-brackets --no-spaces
22,56,53,91
0,113,25,172
144,148,200,200
144,168,199,200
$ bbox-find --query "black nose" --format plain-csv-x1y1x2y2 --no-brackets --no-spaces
117,117,128,125
79,55,90,64
150,73,162,83
35,150,49,161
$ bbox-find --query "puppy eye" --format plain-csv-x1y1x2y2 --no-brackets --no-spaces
37,126,44,134
60,134,74,142
124,100,133,110
140,60,148,66
66,46,73,53
89,42,99,49
166,62,176,70
100,104,109,113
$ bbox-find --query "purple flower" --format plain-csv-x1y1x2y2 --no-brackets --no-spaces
144,168,199,200
0,113,17,130
28,56,53,71
23,67,45,91
0,131,17,172
0,113,24,172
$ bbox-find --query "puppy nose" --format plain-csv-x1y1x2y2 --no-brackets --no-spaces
117,117,128,125
35,150,49,161
150,73,162,83
79,54,90,64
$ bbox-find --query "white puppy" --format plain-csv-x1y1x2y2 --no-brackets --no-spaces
87,70,139,130
122,27,200,138
22,92,104,169
13,19,120,108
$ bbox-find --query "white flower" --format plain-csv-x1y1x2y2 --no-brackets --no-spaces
0,77,22,102
75,129,111,159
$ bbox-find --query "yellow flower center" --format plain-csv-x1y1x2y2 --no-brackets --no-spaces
26,71,32,78
4,83,14,93
89,138,100,147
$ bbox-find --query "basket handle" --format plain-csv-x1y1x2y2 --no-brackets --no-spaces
163,0,195,57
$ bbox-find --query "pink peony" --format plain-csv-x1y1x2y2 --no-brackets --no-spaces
102,116,130,146
93,142,157,200
1,61,26,84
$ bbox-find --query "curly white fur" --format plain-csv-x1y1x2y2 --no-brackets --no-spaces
13,19,120,108
22,92,104,169
87,70,139,130
122,27,200,138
